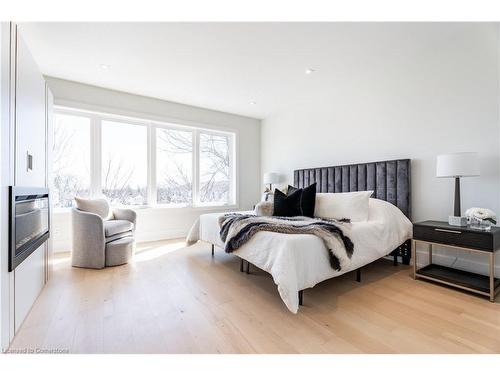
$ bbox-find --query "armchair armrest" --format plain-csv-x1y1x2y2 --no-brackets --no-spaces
113,208,137,227
71,208,106,269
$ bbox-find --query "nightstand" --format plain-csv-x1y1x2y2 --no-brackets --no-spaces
412,220,500,302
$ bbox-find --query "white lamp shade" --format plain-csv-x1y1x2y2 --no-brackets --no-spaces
263,172,280,184
436,152,480,178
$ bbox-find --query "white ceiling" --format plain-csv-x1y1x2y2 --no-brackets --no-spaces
18,22,483,119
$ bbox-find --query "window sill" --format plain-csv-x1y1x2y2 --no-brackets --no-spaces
53,204,241,214
137,204,240,211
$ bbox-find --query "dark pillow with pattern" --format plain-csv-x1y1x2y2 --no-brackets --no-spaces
288,182,317,217
273,188,302,217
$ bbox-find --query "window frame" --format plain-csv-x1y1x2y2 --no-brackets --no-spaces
100,118,149,206
51,111,93,207
154,124,194,207
53,106,238,211
196,129,236,207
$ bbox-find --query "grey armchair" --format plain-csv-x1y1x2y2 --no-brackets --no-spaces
71,206,137,269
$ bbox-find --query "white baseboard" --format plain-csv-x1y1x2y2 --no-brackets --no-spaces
53,229,188,253
136,229,187,243
53,239,71,253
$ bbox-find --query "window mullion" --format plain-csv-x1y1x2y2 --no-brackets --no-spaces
192,129,199,207
148,124,157,206
230,134,236,205
90,116,102,198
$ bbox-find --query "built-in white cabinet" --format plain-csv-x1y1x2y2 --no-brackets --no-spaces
15,33,47,187
14,245,45,332
0,22,52,346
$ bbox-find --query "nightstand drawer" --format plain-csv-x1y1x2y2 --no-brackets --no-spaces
413,225,494,251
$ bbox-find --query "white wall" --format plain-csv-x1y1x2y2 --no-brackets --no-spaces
45,77,261,252
261,24,500,274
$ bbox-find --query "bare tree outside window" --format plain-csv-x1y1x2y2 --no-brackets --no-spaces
199,132,232,204
156,128,193,205
52,114,91,208
101,121,147,206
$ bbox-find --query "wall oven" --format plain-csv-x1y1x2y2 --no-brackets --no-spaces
9,186,50,272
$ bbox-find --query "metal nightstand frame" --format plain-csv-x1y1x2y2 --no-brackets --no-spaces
412,239,499,302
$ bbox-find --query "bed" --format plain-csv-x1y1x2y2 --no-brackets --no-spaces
187,159,413,313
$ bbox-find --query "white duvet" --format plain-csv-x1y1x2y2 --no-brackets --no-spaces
187,198,412,313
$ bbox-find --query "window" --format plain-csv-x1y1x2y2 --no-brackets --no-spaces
102,120,148,206
52,113,91,208
198,132,232,205
156,128,193,205
52,108,236,209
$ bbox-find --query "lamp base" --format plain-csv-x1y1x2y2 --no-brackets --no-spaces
454,177,461,217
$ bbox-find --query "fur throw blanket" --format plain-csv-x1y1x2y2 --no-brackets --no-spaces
218,214,354,271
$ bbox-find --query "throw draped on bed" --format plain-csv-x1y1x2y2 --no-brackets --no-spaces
218,214,354,271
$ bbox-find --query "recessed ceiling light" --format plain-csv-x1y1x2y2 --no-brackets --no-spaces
250,101,256,105
305,68,316,75
100,64,111,70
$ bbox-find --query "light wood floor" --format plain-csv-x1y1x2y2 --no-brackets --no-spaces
9,239,500,354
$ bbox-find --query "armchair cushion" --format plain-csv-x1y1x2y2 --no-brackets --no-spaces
113,208,137,226
105,231,133,243
104,220,134,237
75,197,112,220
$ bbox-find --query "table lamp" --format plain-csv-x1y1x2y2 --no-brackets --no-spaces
263,172,280,191
436,152,479,225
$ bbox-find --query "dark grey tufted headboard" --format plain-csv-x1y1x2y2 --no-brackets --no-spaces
293,159,411,219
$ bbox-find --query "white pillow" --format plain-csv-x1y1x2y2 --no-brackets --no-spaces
74,197,112,220
314,191,373,222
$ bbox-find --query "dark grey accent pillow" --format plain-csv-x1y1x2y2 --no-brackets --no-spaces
287,182,317,218
273,188,302,217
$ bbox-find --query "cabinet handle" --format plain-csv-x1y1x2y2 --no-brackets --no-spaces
27,151,33,172
435,228,461,234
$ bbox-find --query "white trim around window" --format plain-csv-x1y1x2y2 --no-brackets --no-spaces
53,106,239,211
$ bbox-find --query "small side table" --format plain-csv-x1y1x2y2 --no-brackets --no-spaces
412,220,500,302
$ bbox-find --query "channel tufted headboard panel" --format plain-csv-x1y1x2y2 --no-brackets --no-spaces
293,159,411,219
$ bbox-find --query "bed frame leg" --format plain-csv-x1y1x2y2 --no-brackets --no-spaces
240,258,244,272
211,244,214,258
393,253,398,266
298,290,303,306
246,261,250,274
402,255,410,265
356,268,361,282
